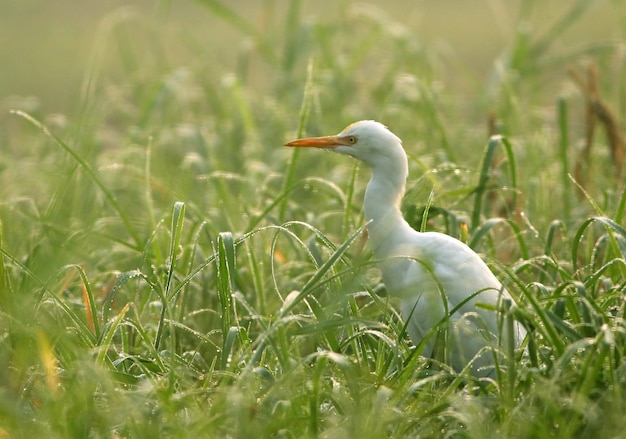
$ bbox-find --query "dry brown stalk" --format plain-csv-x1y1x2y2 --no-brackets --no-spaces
569,63,625,197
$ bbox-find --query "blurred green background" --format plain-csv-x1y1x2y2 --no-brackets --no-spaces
2,0,622,115
2,2,626,437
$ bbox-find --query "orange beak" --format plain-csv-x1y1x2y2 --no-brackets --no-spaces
284,135,352,148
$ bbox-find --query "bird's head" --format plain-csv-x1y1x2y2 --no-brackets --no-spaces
284,120,406,173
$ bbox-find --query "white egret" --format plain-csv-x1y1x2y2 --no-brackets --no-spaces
285,120,525,376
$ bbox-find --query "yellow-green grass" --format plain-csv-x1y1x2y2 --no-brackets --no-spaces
1,1,626,437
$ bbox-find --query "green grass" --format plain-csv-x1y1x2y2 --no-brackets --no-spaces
2,0,626,437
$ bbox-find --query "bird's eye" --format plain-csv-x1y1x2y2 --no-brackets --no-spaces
345,135,357,145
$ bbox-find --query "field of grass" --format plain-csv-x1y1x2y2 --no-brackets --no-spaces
2,0,626,437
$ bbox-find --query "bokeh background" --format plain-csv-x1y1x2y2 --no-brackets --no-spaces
2,1,626,437
2,0,622,114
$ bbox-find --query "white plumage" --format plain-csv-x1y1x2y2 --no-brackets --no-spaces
285,120,525,376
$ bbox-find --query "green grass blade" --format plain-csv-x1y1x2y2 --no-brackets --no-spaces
96,302,131,365
572,216,626,273
74,264,100,339
545,219,567,256
0,249,97,347
471,135,517,229
419,190,435,233
279,223,367,316
217,231,237,369
245,223,367,370
102,269,144,322
165,202,185,301
557,97,571,220
222,326,240,370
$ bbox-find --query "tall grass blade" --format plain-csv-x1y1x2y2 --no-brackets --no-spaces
419,190,435,233
217,231,237,369
165,202,185,301
222,326,240,370
76,265,100,338
545,219,567,256
471,135,517,229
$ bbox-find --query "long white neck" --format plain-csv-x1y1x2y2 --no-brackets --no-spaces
363,157,412,258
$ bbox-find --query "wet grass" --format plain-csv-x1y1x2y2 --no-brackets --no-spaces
1,0,626,437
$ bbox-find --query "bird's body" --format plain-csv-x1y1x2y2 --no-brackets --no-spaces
285,120,525,376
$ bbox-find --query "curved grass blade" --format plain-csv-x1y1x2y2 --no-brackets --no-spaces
0,250,97,346
217,231,237,369
165,202,185,301
419,190,435,233
72,265,100,339
571,216,626,273
96,302,131,365
246,223,367,371
102,269,145,322
221,326,241,370
471,135,517,230
504,268,566,355
279,223,367,316
545,219,567,256
123,309,166,372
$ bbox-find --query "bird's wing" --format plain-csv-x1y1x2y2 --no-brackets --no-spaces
384,231,523,373
387,231,508,331
416,232,508,325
